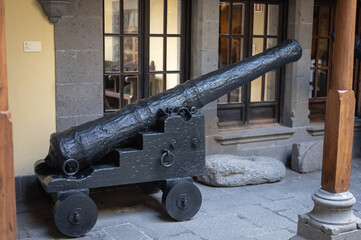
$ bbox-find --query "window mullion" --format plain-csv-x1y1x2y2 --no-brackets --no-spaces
144,0,150,98
261,3,268,102
119,0,124,108
138,0,144,99
163,0,167,91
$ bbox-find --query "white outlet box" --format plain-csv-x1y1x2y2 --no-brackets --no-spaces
24,41,42,52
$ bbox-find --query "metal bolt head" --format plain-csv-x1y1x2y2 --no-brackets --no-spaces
170,139,177,149
68,208,82,225
191,138,200,148
176,194,190,210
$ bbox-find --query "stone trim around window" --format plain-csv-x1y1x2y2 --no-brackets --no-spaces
214,125,296,146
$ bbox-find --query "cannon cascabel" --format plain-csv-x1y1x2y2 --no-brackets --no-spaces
45,39,302,174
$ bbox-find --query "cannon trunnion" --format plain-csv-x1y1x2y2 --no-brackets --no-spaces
35,108,204,237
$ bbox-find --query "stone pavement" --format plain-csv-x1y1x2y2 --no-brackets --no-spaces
17,158,361,240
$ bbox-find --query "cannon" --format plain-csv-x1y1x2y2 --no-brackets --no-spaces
34,39,302,237
44,39,302,176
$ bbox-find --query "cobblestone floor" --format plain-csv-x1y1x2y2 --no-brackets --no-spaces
17,158,361,240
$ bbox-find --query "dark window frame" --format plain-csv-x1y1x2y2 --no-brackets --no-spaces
103,0,191,112
308,1,336,121
308,0,361,122
217,0,287,129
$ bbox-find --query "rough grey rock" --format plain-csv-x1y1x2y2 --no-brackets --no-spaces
291,141,323,173
197,155,286,187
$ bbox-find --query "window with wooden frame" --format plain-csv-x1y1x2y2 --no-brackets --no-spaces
355,6,361,118
309,1,361,121
309,1,335,121
103,0,190,111
218,0,286,128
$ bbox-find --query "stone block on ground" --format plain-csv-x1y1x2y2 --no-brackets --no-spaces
291,141,323,173
197,155,286,187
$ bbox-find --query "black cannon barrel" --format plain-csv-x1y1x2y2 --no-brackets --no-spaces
45,39,302,173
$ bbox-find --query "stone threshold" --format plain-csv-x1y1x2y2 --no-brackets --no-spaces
306,118,361,136
214,126,296,146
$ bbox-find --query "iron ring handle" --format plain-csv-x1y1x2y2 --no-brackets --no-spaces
62,158,80,176
160,150,175,168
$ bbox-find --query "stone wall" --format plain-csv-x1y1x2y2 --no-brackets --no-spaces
196,0,359,166
55,0,103,131
283,0,314,128
190,0,220,147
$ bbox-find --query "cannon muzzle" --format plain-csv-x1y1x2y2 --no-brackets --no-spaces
45,39,302,175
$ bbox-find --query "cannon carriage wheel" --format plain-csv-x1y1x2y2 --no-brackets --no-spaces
53,192,98,237
162,180,202,221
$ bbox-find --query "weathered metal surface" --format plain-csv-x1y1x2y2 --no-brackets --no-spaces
53,192,98,237
35,111,205,193
162,179,202,221
44,39,302,173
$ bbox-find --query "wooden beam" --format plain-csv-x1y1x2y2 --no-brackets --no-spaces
0,0,17,238
330,0,357,91
321,0,357,193
321,90,355,192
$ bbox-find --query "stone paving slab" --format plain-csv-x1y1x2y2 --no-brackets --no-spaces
16,158,361,240
236,205,295,231
253,230,294,240
102,223,152,240
277,206,313,223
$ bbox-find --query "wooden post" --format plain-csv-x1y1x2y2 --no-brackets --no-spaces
0,0,17,239
321,0,357,193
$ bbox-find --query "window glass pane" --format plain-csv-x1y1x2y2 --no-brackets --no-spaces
267,5,279,36
252,37,264,56
123,75,138,106
124,37,139,72
167,37,181,71
124,0,139,34
166,74,180,90
265,71,276,101
309,70,316,98
150,0,164,34
311,39,317,67
251,76,262,102
105,36,121,72
219,37,229,68
220,2,230,35
232,3,245,35
167,0,181,34
313,6,319,36
218,94,228,104
104,0,120,34
317,70,328,97
150,37,164,71
104,75,120,110
319,39,329,67
230,88,242,103
253,4,265,35
150,74,164,96
319,7,331,36
267,38,278,49
231,38,244,64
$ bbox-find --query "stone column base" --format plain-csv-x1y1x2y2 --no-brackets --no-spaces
290,189,361,240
